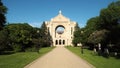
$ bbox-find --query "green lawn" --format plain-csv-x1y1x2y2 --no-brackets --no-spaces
0,47,54,68
66,47,120,68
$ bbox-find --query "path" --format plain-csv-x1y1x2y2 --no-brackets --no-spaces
24,46,95,68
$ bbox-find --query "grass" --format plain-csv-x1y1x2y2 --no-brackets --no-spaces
0,47,54,68
66,46,120,68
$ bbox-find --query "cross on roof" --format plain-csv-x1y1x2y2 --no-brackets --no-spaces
59,10,62,14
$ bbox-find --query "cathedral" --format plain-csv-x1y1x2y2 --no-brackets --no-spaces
45,11,76,46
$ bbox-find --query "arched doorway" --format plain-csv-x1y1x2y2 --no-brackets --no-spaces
59,40,61,45
56,40,58,45
63,40,65,45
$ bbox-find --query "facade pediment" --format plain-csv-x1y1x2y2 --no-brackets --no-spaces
51,12,70,22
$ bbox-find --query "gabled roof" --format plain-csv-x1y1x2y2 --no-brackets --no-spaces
51,11,70,21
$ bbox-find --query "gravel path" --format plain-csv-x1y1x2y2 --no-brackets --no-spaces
24,46,95,68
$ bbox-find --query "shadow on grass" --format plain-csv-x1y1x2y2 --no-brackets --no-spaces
0,51,15,55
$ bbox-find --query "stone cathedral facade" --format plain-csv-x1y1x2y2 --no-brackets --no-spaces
45,11,76,46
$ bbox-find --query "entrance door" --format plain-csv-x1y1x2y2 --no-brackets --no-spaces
63,40,65,45
59,40,61,45
56,40,58,45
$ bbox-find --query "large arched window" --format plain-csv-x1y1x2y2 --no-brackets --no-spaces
55,25,65,34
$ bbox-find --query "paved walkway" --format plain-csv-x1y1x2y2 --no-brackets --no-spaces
24,46,95,68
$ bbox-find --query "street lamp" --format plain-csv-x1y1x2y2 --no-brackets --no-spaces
80,30,84,54
98,43,101,51
98,43,101,55
37,30,40,33
36,30,40,53
78,43,83,54
81,31,84,34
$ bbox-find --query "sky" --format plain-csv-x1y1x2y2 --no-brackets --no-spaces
2,0,117,28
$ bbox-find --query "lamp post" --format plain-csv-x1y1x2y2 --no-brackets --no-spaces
98,43,101,55
36,30,40,53
80,30,84,54
98,43,101,51
81,45,83,54
78,43,83,54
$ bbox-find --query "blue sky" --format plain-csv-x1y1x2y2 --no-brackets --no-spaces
3,0,117,28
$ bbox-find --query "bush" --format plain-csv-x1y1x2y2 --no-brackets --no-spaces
12,44,22,52
25,47,36,52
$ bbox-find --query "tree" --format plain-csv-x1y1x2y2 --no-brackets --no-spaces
0,0,7,30
88,30,109,45
99,1,120,30
47,30,53,46
84,1,120,47
0,28,11,53
31,27,42,52
72,23,81,46
6,23,33,52
82,17,100,44
75,1,120,57
41,22,52,47
74,23,80,31
99,1,120,45
0,22,53,53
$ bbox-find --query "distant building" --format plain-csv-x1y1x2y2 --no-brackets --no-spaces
45,11,76,46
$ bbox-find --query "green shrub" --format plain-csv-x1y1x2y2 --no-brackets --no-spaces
25,47,36,52
12,44,22,52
